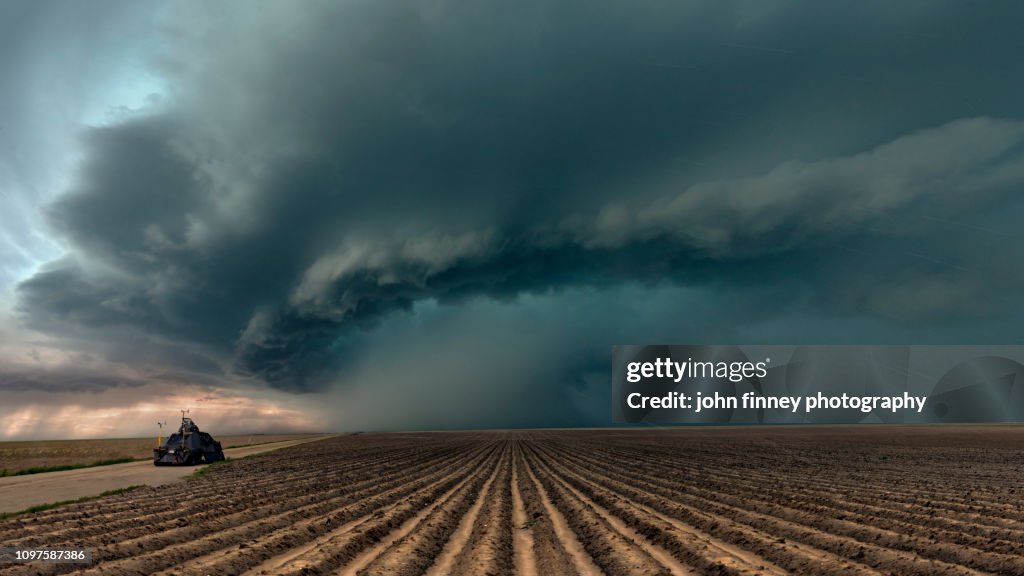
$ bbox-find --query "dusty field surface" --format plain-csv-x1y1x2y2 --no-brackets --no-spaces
1,426,1023,575
0,434,322,473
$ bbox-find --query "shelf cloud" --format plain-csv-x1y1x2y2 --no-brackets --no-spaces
3,0,1024,434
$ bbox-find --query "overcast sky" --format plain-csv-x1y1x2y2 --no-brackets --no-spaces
2,0,1023,439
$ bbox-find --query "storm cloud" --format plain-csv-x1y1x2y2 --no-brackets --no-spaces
4,0,1024,431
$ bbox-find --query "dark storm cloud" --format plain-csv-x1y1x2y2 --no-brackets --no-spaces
13,0,1024,403
0,0,160,295
0,369,145,393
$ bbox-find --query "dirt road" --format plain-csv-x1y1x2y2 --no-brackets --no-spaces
0,435,334,514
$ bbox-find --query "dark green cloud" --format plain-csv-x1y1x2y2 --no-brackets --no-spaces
8,1,1024,427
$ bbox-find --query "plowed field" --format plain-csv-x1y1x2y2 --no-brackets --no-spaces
2,426,1022,575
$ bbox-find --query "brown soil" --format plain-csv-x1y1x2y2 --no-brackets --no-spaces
0,426,1021,575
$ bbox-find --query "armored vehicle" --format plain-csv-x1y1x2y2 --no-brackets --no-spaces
153,412,225,466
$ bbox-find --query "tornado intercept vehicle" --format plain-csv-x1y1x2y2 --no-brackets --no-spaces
153,414,225,466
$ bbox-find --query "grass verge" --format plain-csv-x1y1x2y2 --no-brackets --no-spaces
0,485,147,521
187,452,265,480
0,457,140,477
189,457,234,479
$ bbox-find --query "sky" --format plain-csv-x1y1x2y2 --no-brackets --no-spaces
1,0,1023,439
